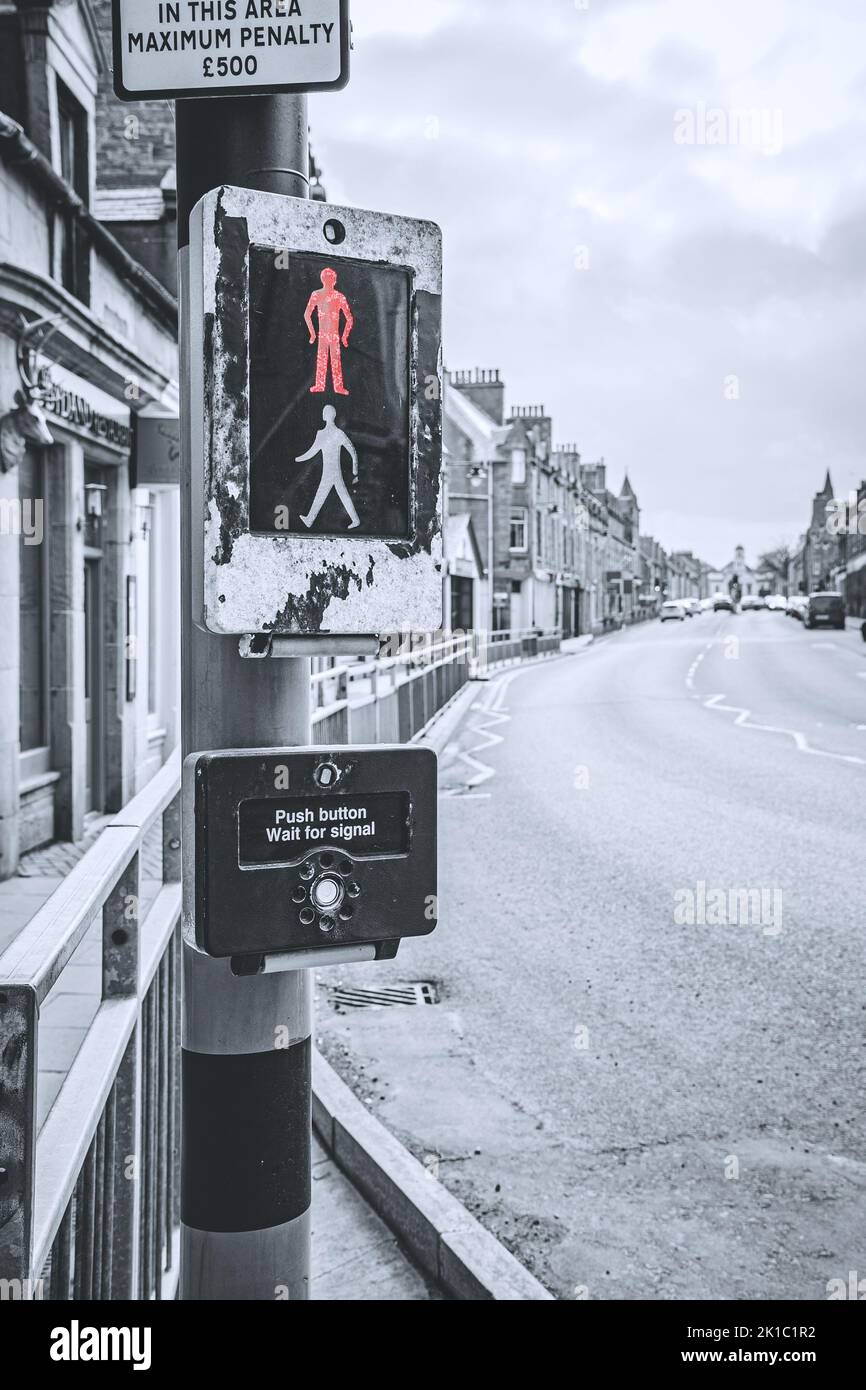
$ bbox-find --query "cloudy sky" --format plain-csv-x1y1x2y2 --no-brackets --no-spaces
310,0,866,566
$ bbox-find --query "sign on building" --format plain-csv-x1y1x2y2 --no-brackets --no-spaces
132,409,181,488
111,0,350,101
186,186,443,640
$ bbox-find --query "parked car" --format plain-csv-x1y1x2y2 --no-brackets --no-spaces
660,600,687,622
699,597,714,612
683,598,701,616
741,595,762,611
786,595,807,621
713,593,735,613
766,594,787,612
804,592,846,630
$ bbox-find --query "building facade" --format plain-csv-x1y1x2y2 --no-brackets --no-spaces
0,0,180,877
839,479,866,618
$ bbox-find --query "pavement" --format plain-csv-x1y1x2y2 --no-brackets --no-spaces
311,1136,441,1299
0,820,439,1300
316,611,866,1301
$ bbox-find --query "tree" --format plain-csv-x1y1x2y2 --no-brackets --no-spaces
759,544,791,582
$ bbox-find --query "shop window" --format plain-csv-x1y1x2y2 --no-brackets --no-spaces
450,576,474,633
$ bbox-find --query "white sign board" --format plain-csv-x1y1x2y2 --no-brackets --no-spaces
112,0,350,101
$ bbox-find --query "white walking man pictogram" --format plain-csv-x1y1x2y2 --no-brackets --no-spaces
296,405,361,530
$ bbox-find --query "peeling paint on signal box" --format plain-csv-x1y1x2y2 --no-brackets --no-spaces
188,185,443,639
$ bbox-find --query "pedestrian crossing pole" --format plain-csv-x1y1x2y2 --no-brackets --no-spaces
175,95,313,1300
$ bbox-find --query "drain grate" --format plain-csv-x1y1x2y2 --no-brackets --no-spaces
326,981,439,1011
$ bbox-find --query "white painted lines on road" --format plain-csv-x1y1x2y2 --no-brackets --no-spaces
439,662,551,798
686,646,710,691
439,680,511,798
686,639,718,694
703,694,866,767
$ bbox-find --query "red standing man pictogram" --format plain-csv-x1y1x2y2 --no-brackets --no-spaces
304,267,354,396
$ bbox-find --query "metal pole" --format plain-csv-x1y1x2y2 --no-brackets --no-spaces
176,95,312,1301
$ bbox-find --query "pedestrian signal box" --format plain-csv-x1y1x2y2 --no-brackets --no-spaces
183,746,438,961
186,186,443,642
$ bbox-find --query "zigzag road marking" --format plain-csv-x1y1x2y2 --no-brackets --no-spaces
439,667,530,797
442,648,595,797
704,693,866,767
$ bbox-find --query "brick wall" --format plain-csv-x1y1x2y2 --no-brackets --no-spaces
91,0,176,190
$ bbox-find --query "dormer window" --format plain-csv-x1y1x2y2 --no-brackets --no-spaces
511,448,526,484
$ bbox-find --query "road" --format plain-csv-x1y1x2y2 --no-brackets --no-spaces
317,612,866,1300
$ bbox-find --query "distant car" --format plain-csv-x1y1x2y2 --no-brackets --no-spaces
766,594,786,612
713,594,735,613
660,600,686,622
741,595,761,611
786,595,807,620
683,598,701,616
699,597,714,612
804,592,845,630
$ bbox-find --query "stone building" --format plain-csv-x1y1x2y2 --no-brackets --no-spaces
839,479,866,619
0,0,180,877
445,374,607,637
579,461,640,628
706,545,774,601
802,471,842,595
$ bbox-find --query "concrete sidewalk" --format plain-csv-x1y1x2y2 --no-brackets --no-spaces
0,827,442,1301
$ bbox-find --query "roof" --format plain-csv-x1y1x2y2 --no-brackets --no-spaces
444,512,485,576
445,383,510,457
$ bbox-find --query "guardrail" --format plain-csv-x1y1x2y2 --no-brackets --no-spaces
0,627,561,1300
310,627,561,744
0,757,182,1301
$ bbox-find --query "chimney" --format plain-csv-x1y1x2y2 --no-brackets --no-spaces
449,368,505,425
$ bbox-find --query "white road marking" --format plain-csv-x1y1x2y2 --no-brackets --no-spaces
441,657,567,797
440,688,511,797
704,694,866,767
686,637,724,693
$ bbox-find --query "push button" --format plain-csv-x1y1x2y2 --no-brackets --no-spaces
311,875,343,914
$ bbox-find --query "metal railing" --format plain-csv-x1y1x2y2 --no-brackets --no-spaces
310,627,562,745
0,757,182,1300
0,627,561,1299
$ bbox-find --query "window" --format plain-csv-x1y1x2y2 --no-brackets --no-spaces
56,80,90,302
19,449,49,755
509,508,528,552
511,448,526,484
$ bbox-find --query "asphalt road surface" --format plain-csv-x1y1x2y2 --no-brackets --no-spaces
317,612,866,1300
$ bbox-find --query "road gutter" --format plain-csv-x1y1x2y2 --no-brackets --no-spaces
312,1051,553,1300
